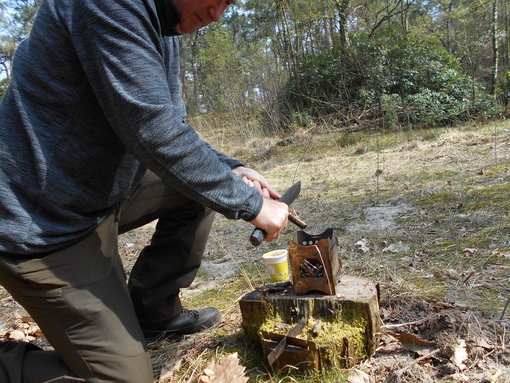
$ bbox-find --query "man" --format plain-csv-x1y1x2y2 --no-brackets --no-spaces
0,0,289,381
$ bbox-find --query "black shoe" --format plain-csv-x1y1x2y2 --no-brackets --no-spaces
142,307,221,342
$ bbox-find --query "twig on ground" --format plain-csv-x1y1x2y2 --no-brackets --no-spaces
500,297,510,320
277,376,299,383
397,349,441,373
464,349,495,372
382,318,428,329
501,327,507,351
462,271,474,284
182,348,208,383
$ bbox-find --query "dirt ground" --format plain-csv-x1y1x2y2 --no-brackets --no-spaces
0,121,509,382
174,202,510,383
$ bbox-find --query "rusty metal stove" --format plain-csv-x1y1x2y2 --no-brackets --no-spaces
288,228,341,295
240,229,380,373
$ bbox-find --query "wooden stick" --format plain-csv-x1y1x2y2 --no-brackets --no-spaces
398,349,440,373
288,212,307,229
500,297,510,320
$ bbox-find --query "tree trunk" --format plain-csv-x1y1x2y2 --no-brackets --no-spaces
505,0,509,69
190,33,201,113
335,0,351,54
324,16,334,52
401,0,409,33
492,0,499,96
239,276,381,372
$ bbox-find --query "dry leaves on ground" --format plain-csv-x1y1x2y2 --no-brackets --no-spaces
386,331,437,356
348,368,374,383
157,357,183,383
198,353,248,383
0,312,43,342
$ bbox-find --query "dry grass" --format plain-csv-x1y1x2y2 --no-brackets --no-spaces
1,119,509,382
150,119,510,382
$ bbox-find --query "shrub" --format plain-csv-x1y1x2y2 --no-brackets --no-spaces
282,28,496,129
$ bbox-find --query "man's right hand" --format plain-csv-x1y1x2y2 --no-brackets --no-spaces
249,198,289,242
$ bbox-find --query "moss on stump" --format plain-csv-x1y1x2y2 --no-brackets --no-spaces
239,275,381,371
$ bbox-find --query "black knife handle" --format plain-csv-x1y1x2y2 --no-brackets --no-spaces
249,228,266,246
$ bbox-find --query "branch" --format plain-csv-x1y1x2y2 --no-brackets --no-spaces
369,0,413,38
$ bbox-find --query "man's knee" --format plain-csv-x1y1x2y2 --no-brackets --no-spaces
84,351,153,383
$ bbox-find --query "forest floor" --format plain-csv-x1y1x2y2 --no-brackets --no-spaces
1,119,509,382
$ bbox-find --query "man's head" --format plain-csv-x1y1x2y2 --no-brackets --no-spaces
173,0,235,34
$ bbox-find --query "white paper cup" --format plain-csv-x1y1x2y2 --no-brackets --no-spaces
262,249,289,282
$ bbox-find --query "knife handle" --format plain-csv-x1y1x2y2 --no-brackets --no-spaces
250,212,307,246
249,228,266,246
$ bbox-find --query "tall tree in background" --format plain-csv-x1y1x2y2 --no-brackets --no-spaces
1,0,500,128
0,0,41,98
492,0,499,95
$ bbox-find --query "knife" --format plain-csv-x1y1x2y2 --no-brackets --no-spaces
249,180,302,246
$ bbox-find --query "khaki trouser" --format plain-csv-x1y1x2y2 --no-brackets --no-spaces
0,171,215,382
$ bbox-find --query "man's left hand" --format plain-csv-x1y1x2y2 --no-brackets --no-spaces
232,166,281,200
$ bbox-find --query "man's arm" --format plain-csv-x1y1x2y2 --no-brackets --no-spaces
69,0,262,221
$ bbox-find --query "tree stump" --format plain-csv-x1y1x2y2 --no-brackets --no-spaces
239,275,381,372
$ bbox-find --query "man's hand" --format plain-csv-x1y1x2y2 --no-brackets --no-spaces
232,166,281,200
233,166,287,242
249,198,289,242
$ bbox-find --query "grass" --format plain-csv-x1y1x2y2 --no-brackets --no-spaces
185,264,266,311
147,119,508,382
2,118,508,382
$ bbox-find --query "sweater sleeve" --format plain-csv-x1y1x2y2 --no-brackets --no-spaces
69,0,261,220
208,144,244,169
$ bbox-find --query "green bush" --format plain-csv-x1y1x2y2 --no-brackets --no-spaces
283,28,497,128
285,52,366,111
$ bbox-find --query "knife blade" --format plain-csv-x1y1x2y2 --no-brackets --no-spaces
249,180,301,246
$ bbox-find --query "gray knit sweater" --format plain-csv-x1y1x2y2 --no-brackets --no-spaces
0,0,262,255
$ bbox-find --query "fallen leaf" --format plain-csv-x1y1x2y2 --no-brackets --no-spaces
20,315,34,324
451,373,469,382
355,239,370,254
386,332,436,356
8,329,26,341
198,353,248,383
158,357,183,383
451,339,468,370
382,241,410,254
28,325,44,338
348,368,372,383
